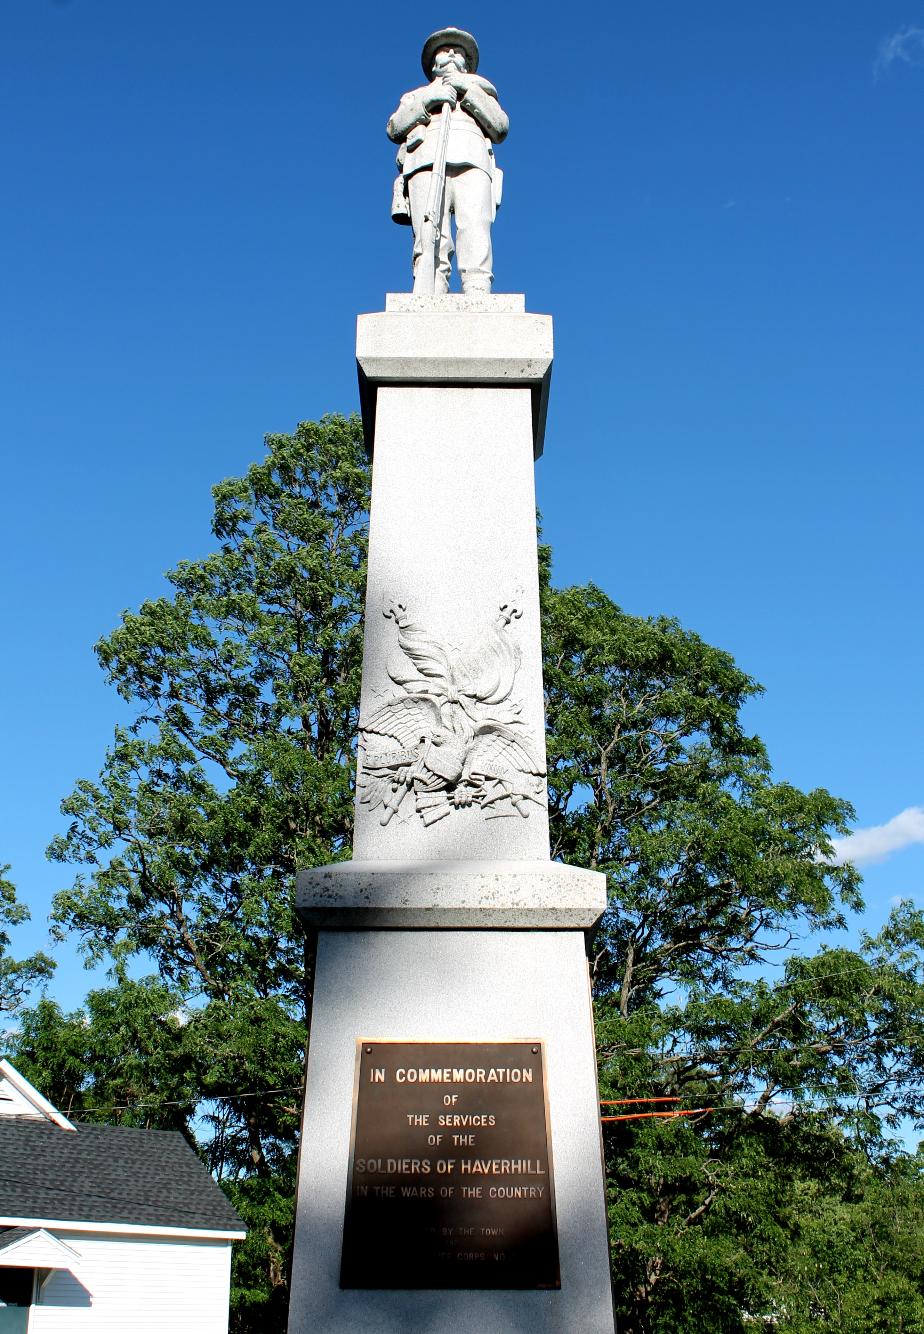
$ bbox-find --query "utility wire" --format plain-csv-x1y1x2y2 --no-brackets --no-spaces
69,1085,304,1116
39,958,924,1119
602,1107,713,1123
63,1069,924,1121
605,1033,884,1065
623,956,922,1008
748,959,922,1000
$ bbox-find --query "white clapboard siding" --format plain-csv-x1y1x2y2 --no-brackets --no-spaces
28,1232,233,1334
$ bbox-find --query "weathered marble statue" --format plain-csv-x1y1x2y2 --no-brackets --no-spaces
388,27,508,294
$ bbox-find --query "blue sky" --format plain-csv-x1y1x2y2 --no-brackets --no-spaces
1,1,922,1008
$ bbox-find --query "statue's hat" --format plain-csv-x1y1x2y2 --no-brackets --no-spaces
421,27,480,77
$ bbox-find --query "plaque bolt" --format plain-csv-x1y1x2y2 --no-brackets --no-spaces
532,1046,539,1054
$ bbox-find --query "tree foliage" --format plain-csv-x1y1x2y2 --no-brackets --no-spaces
29,415,366,1323
0,867,54,1017
11,415,924,1332
542,574,924,1328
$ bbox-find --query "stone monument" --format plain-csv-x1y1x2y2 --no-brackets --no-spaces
288,27,615,1333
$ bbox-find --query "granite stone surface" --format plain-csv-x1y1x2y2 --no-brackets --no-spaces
296,859,607,928
353,377,549,862
384,293,526,313
356,304,552,458
356,309,552,383
288,930,615,1333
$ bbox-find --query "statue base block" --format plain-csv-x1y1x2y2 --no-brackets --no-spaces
356,294,552,459
287,928,615,1333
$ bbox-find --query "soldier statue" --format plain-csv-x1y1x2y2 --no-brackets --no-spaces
387,27,508,295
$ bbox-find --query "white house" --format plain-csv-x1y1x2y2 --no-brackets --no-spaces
0,1059,246,1333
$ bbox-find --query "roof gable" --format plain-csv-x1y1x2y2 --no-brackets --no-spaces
0,1228,80,1269
0,1061,243,1237
0,1060,75,1131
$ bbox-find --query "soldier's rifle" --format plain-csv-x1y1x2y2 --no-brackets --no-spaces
413,87,454,295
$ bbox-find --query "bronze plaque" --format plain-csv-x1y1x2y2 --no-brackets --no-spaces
340,1040,559,1290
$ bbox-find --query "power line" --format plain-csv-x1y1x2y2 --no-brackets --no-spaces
34,957,924,1120
605,1033,884,1065
752,959,922,1001
601,1098,681,1106
70,1085,304,1117
63,1073,924,1123
598,1094,921,1125
602,1107,713,1123
597,956,924,1067
644,956,921,1007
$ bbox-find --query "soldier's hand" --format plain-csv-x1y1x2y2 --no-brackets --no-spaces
423,83,457,111
442,72,471,96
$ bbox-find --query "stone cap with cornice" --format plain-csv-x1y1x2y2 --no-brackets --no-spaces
296,859,607,929
356,295,553,459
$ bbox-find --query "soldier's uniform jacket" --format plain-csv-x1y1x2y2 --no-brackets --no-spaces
387,75,507,221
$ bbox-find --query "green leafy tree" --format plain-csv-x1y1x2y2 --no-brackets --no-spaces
0,867,54,1017
25,415,368,1326
16,415,924,1332
13,983,191,1126
775,1152,924,1332
540,579,924,1329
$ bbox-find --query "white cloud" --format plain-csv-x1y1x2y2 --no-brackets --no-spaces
875,26,924,79
830,806,924,867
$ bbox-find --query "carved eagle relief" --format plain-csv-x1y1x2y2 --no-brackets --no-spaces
358,597,546,827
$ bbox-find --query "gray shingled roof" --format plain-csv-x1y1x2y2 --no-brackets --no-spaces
0,1118,245,1233
0,1227,34,1253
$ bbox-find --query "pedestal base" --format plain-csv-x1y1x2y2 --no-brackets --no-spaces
288,930,615,1333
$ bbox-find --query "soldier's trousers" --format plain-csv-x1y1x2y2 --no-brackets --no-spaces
407,164,494,294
